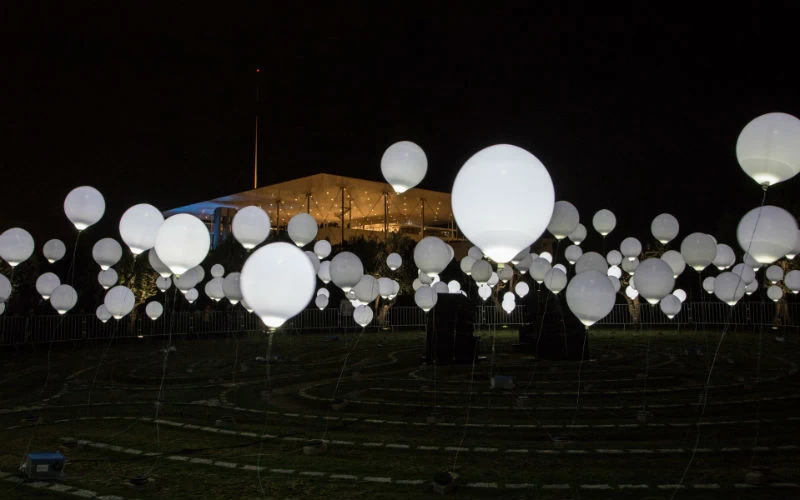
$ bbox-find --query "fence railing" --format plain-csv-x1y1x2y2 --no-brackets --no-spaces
0,301,797,346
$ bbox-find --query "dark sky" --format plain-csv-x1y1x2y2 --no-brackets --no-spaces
3,5,799,250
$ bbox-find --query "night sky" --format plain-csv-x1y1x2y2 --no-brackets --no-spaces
4,5,800,250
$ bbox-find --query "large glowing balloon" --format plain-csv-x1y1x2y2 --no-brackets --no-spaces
544,268,567,294
575,251,608,275
313,240,331,260
651,213,679,244
621,257,639,275
204,277,225,301
659,294,681,319
104,286,135,320
510,247,530,265
92,238,122,270
568,223,587,245
154,214,210,276
0,228,34,267
633,258,675,305
765,265,784,284
414,285,438,312
42,239,66,264
470,260,492,285
386,252,402,271
714,271,746,306
50,284,78,314
730,263,756,285
451,144,554,263
223,272,243,305
530,258,552,284
414,236,452,277
680,233,717,272
354,275,380,303
232,206,271,250
119,203,164,255
592,209,616,236
146,301,164,320
514,281,530,298
380,141,428,193
498,265,513,282
565,245,583,265
36,272,60,300
712,243,736,270
378,277,395,298
156,276,171,292
566,270,616,327
620,237,642,261
353,305,374,327
547,201,580,240
515,253,533,274
330,252,364,292
736,112,800,186
784,270,800,293
240,242,316,328
660,250,686,278
64,186,105,230
736,205,798,264
96,304,112,323
287,213,318,247
98,268,118,290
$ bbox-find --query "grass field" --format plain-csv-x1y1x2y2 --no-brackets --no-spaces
0,326,798,499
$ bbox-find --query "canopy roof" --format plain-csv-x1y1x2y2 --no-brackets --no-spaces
165,173,453,230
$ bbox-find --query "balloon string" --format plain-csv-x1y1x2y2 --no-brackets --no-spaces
256,330,274,495
68,231,82,285
671,185,768,498
86,320,118,414
321,326,364,441
570,328,588,425
450,336,480,472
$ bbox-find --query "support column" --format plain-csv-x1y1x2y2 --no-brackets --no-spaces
384,192,388,241
340,187,345,244
306,193,311,213
275,201,280,234
420,198,425,238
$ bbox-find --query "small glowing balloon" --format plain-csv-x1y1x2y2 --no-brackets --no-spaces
784,269,800,293
354,275,380,303
606,250,623,266
765,265,784,284
119,203,164,255
743,252,762,271
515,254,532,274
414,285,438,312
92,238,122,270
43,239,66,264
547,200,580,240
487,272,499,288
659,294,681,319
515,281,530,298
0,228,34,267
786,230,800,259
36,272,61,300
680,232,717,272
314,240,331,260
98,268,118,290
553,263,567,274
386,252,402,271
544,268,568,294
240,242,316,328
205,277,225,301
154,214,210,276
565,245,583,265
414,236,452,277
223,272,243,305
287,213,318,247
745,279,759,295
592,209,616,236
156,276,171,292
651,213,679,244
608,275,621,293
433,281,449,294
330,252,364,292
478,284,492,301
620,237,642,261
174,266,201,292
566,270,616,327
317,287,330,298
625,285,639,300
672,288,687,303
50,284,78,315
96,304,112,323
470,260,492,285
539,252,553,264
315,294,329,310
530,258,552,284
381,140,428,193
451,144,555,264
146,301,164,320
714,271,747,306
607,265,622,279
104,285,135,320
736,205,798,264
511,247,530,265
64,186,105,230
660,250,686,278
736,112,800,186
766,285,783,302
0,303,4,315
702,276,716,294
353,304,374,327
713,244,736,270
731,263,756,285
412,278,422,291
185,288,199,304
447,280,462,294
568,223,587,245
318,260,331,284
502,299,516,314
634,258,675,305
210,263,225,278
232,206,271,250
305,251,321,274
467,246,484,261
498,265,514,283
575,251,608,275
621,257,639,275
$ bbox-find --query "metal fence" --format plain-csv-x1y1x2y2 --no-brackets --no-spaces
0,301,797,346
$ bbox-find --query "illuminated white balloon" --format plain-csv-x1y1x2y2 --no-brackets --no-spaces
566,270,616,327
477,284,492,301
765,265,784,284
232,206,271,250
498,265,514,283
313,240,331,260
119,203,164,255
451,144,554,263
680,233,717,272
185,288,199,304
712,244,736,270
330,252,364,292
315,294,329,310
305,251,320,274
502,299,516,314
470,260,492,285
414,285,438,312
43,239,66,264
606,250,623,266
743,252,761,271
154,214,210,276
608,275,621,293
530,258,552,284
381,140,428,193
515,281,530,298
386,252,402,271
412,278,422,291
447,280,462,294
592,209,616,236
625,285,639,300
515,254,532,274
98,268,118,290
104,286,135,320
156,276,171,292
287,213,318,247
96,304,112,323
553,263,567,274
414,236,452,277
205,277,225,301
223,272,243,305
714,271,747,306
786,230,800,259
564,245,583,265
767,285,783,302
620,237,642,261
0,275,11,303
660,250,686,278
634,258,675,305
672,288,687,303
64,186,105,230
737,205,798,264
539,252,553,264
510,247,530,265
353,305,374,327
745,279,759,295
784,270,800,293
544,268,567,294
568,223,587,245
547,201,580,240
651,213,679,244
487,272,499,288
731,263,756,285
36,272,60,300
575,251,608,275
354,275,380,303
702,276,715,294
659,294,681,319
50,284,78,315
736,112,800,186
621,257,639,275
240,242,316,328
92,238,122,270
146,301,164,320
467,246,484,261
607,265,622,279
0,228,34,267
433,281,449,294
318,260,331,284
209,263,224,278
